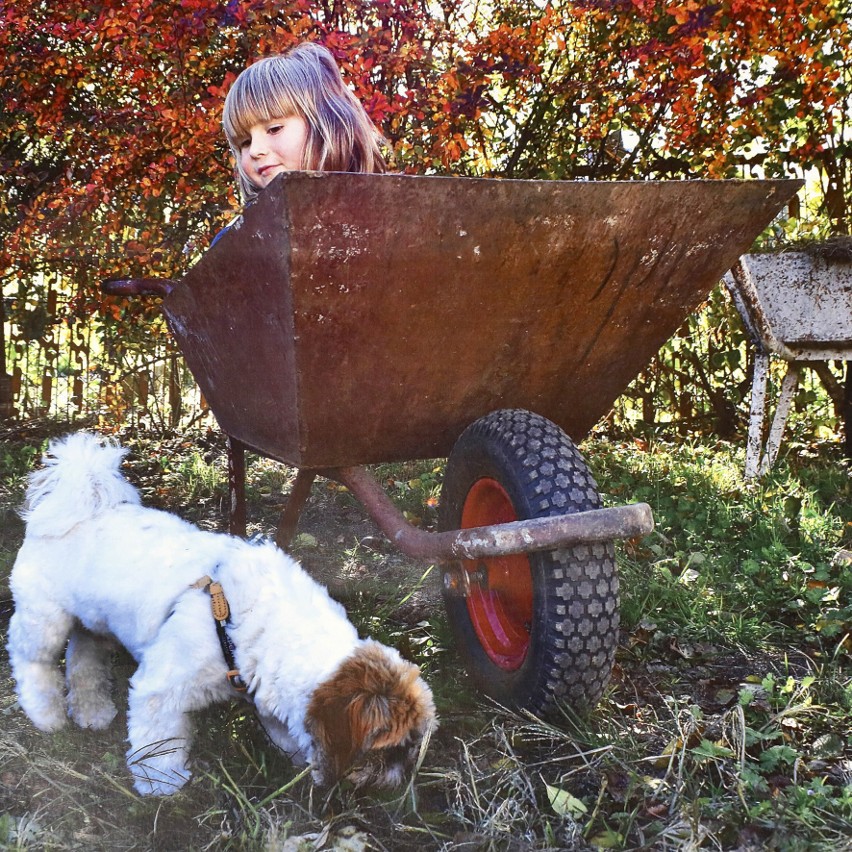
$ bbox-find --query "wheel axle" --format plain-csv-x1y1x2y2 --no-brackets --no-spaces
443,562,489,597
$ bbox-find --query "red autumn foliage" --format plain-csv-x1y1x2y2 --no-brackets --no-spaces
0,1,848,337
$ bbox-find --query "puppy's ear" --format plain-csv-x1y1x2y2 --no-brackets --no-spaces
306,642,435,785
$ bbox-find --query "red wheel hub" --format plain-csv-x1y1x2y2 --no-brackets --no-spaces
460,478,533,670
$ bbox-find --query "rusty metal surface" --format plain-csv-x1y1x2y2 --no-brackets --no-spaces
162,173,800,467
726,253,852,361
332,465,654,562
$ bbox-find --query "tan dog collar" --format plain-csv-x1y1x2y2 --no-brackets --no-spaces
192,575,248,693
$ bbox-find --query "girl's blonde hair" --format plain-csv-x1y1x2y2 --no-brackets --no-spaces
223,42,387,203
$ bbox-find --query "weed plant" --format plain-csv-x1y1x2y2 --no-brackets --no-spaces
0,425,850,850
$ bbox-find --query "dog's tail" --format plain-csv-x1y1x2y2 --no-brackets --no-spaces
21,432,140,537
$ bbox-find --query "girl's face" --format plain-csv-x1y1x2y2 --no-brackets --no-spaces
239,115,309,188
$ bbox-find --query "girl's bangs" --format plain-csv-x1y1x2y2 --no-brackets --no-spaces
224,66,298,144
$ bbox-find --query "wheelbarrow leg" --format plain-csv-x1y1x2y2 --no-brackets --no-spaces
275,469,317,550
845,362,852,460
746,354,802,478
759,362,801,476
227,436,247,537
745,352,770,478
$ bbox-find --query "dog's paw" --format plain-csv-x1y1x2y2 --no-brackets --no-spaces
130,762,191,796
32,709,69,733
68,685,117,730
12,669,70,732
127,743,191,797
132,770,191,797
21,698,69,733
70,699,118,730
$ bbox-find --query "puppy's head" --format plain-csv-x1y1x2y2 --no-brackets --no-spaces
306,641,436,790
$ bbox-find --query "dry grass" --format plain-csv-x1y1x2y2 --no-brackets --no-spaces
1,423,851,851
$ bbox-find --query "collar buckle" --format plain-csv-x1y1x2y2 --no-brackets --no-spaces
227,669,248,692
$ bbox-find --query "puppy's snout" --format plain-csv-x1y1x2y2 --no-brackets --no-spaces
345,740,420,789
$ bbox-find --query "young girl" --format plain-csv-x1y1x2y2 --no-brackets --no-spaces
222,41,387,205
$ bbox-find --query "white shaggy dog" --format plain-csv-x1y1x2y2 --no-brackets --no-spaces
7,432,436,796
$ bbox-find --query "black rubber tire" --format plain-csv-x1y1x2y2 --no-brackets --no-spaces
439,409,619,719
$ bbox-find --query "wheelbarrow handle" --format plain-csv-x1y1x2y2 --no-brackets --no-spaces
331,465,654,562
101,278,177,298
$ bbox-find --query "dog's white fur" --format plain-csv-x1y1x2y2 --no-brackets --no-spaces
7,432,435,796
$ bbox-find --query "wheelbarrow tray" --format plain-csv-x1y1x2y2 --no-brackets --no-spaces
163,172,799,468
726,251,852,360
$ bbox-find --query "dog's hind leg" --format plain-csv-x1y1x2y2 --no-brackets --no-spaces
7,605,74,732
66,627,118,730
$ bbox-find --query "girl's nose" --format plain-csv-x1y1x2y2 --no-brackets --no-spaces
249,134,267,159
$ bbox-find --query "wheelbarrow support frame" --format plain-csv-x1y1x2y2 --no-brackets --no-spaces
227,439,654,563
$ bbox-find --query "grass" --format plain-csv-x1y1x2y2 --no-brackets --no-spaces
0,421,850,850
595,437,852,645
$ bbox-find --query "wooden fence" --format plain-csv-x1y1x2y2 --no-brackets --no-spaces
2,284,206,429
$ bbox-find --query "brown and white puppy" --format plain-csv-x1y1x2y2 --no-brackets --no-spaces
7,432,436,795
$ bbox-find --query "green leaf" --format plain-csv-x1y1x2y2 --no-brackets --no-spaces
759,745,798,771
588,828,624,848
691,739,736,760
545,783,587,818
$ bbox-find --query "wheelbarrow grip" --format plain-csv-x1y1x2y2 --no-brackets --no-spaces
101,278,177,298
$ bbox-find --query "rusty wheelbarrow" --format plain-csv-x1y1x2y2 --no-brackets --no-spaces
105,172,800,719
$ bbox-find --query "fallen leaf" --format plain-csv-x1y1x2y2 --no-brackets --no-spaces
811,733,843,759
545,783,588,818
588,828,624,848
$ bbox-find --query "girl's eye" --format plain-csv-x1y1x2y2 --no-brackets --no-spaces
239,138,250,149
267,124,283,135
